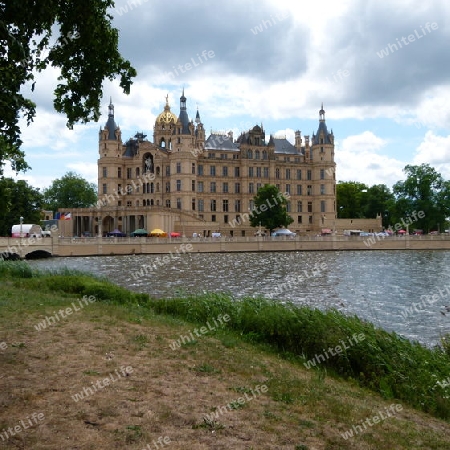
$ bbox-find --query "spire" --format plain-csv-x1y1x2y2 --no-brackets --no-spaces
314,103,331,144
319,103,325,121
106,98,117,140
179,89,190,134
195,107,201,124
108,98,114,118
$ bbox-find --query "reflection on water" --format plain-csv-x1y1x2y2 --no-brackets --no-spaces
30,250,450,346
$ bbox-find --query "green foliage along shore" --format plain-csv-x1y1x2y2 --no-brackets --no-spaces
2,261,450,421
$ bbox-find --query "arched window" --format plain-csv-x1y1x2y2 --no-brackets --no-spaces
248,149,253,159
255,150,260,160
156,166,160,176
160,138,166,148
150,183,154,193
136,167,140,177
262,150,268,160
150,199,154,206
156,182,160,192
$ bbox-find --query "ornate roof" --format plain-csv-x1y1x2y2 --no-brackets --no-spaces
155,95,177,125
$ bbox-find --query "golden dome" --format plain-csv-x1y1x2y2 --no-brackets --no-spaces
156,95,177,124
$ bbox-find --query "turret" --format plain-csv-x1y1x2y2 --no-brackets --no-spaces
99,98,122,157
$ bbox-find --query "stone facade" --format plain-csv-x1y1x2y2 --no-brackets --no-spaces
69,92,337,237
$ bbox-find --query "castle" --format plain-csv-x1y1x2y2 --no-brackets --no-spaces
66,91,337,237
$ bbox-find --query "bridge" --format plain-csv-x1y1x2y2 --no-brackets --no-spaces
2,235,450,260
0,237,54,260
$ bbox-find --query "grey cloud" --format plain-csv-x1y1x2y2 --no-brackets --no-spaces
312,0,449,107
113,0,309,82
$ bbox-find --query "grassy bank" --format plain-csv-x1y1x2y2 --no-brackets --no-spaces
1,261,450,449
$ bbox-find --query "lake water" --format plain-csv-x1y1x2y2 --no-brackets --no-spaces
29,250,450,347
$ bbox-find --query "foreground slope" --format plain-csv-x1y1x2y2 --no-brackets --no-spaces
0,267,449,449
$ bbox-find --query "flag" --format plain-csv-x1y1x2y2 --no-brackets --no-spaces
65,213,72,220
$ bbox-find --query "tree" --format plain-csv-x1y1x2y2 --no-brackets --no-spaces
0,178,43,236
42,172,97,212
249,184,293,233
336,181,369,218
0,0,137,175
364,184,396,228
393,164,450,233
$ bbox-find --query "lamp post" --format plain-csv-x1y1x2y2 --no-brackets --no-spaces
19,216,24,238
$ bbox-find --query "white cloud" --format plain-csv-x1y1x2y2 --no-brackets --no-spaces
336,131,405,186
3,162,54,190
20,108,86,151
413,131,450,179
274,128,295,143
66,163,98,185
341,131,387,153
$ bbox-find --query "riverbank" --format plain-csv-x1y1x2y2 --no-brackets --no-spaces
1,262,450,448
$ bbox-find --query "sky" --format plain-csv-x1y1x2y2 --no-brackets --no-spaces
8,0,450,191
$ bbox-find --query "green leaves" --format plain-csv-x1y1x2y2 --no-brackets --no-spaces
0,0,136,172
249,184,293,232
42,171,97,211
0,177,43,236
393,164,450,232
336,181,370,219
337,165,450,232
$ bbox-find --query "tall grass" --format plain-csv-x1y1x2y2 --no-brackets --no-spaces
0,260,35,278
0,262,149,305
150,294,450,421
